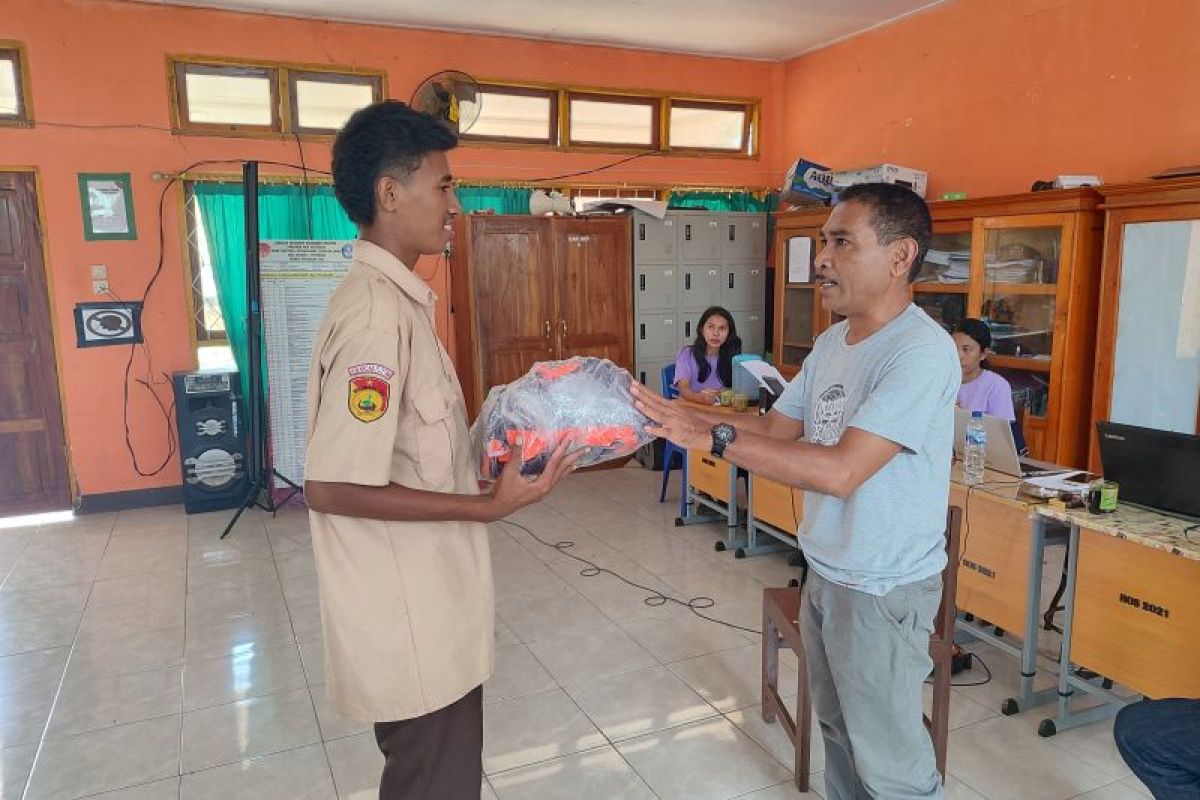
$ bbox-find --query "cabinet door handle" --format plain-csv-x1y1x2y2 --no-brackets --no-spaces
638,223,646,241
639,274,646,291
560,318,568,343
639,323,646,340
685,224,692,241
544,319,553,353
685,273,692,291
728,273,735,289
685,321,691,338
729,224,736,241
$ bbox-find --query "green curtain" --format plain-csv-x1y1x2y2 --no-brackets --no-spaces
666,190,778,213
456,186,532,214
192,181,356,403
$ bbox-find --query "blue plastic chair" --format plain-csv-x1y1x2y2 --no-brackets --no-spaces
659,363,689,518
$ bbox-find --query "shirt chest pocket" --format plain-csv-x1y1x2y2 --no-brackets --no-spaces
411,390,455,486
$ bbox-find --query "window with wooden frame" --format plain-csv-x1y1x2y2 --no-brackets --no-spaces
567,92,660,149
288,70,383,134
182,187,227,346
169,56,385,137
668,100,752,153
458,84,558,145
456,79,759,157
0,43,32,125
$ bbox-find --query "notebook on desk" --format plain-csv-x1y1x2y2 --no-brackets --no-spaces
1097,421,1200,520
953,408,1065,478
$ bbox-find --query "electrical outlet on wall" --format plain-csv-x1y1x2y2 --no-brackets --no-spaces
90,264,108,296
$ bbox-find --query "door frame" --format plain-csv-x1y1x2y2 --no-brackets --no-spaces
0,165,76,511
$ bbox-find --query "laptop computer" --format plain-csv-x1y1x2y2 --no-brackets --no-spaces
1096,421,1200,520
953,408,1063,478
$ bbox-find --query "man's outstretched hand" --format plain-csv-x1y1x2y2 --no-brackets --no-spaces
629,382,710,452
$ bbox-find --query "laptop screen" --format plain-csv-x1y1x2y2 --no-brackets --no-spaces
1097,421,1200,520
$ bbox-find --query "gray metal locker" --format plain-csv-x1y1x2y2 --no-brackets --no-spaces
734,309,766,355
634,264,677,312
633,213,677,261
679,213,722,262
721,215,753,261
721,264,753,310
679,264,723,312
746,216,768,261
636,358,675,395
635,313,680,360
745,264,766,308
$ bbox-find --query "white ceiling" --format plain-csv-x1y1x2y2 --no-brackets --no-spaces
137,0,948,60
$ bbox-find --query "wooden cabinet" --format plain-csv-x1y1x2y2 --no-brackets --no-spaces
450,215,633,416
772,189,1103,467
1089,177,1200,471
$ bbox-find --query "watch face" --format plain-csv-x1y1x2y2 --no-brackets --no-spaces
713,423,736,446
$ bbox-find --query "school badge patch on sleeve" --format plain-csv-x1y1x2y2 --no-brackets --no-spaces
347,363,395,423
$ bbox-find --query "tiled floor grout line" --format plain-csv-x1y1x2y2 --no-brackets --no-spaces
258,510,342,798
18,512,119,800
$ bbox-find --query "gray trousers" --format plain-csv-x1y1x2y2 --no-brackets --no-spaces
801,570,944,800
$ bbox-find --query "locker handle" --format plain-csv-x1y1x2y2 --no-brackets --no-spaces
729,224,736,241
638,223,646,241
728,273,735,289
639,274,646,291
639,323,646,340
685,224,692,241
685,321,691,338
685,273,691,290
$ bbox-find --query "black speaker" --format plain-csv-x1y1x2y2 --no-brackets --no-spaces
172,370,249,514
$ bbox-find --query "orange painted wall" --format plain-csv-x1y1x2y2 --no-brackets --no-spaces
780,0,1200,198
4,0,783,498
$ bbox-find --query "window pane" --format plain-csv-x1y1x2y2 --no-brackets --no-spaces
570,98,654,146
184,70,272,125
461,91,552,140
0,58,18,116
295,79,374,130
670,105,745,150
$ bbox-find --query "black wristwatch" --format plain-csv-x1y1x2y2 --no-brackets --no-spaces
710,422,737,458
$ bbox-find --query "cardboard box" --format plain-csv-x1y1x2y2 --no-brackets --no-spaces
832,163,929,198
781,158,835,205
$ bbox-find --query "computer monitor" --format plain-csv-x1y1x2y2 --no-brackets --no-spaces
1096,421,1200,520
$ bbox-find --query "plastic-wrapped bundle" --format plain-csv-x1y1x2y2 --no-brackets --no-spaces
471,356,653,480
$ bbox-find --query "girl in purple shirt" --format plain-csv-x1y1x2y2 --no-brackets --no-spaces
952,318,1015,421
673,306,742,404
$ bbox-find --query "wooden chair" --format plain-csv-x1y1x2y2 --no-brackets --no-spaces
761,506,963,791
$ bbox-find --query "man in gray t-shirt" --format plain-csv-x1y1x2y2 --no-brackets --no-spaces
632,184,960,799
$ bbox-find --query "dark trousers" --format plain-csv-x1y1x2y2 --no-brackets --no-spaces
374,685,483,800
1114,698,1200,800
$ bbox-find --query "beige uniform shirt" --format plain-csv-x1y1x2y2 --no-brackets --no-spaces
305,240,493,722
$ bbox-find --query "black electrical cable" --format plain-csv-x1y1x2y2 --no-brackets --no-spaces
121,157,320,476
527,151,656,183
499,518,762,635
293,132,313,239
926,649,994,688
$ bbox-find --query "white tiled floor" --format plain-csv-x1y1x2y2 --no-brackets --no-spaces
0,465,1153,799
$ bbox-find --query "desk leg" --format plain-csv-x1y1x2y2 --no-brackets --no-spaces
1037,522,1130,737
1001,514,1058,715
738,479,792,559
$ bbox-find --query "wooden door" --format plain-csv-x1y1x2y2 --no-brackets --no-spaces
0,172,71,516
551,217,632,369
466,217,554,411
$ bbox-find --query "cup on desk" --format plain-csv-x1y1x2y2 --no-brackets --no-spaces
732,392,749,412
1086,480,1119,514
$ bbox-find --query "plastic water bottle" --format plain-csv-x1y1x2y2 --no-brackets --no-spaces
964,411,987,484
